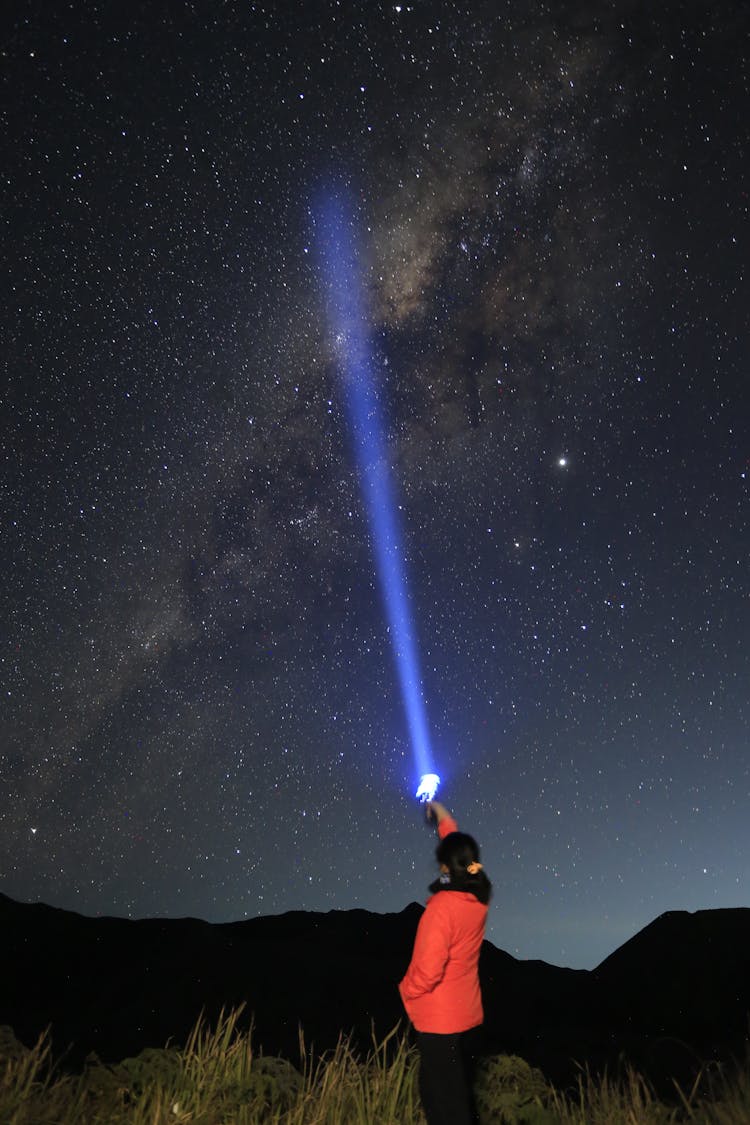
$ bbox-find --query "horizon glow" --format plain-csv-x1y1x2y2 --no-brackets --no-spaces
316,191,438,801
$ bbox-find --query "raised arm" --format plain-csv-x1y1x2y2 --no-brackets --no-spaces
426,801,458,838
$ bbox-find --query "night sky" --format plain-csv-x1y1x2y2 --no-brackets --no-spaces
2,1,748,970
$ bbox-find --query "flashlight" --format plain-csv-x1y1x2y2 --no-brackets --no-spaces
416,773,440,803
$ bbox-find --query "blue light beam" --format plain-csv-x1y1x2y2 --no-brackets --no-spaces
316,192,439,802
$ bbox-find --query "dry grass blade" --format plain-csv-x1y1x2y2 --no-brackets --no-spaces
4,1009,750,1123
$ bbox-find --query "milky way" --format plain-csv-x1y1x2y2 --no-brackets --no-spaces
2,0,748,967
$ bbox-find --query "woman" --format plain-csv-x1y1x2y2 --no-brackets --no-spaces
399,800,491,1125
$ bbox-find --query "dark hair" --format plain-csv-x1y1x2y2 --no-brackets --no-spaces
432,831,492,905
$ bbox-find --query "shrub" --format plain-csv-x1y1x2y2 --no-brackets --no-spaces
474,1053,557,1124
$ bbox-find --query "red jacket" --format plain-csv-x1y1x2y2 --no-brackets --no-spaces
399,816,487,1034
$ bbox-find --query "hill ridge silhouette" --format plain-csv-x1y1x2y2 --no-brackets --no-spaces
2,892,749,1083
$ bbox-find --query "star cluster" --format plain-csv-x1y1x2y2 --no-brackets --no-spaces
1,0,748,967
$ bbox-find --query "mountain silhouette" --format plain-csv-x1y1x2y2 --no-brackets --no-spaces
2,893,749,1084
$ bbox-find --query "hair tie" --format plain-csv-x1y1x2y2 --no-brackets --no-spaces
466,861,483,875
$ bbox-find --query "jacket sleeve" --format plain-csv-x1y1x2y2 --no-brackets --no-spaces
438,814,458,838
399,895,452,1001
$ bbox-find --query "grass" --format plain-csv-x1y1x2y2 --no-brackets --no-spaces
1,1008,749,1123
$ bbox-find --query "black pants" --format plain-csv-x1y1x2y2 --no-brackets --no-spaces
416,1026,482,1125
